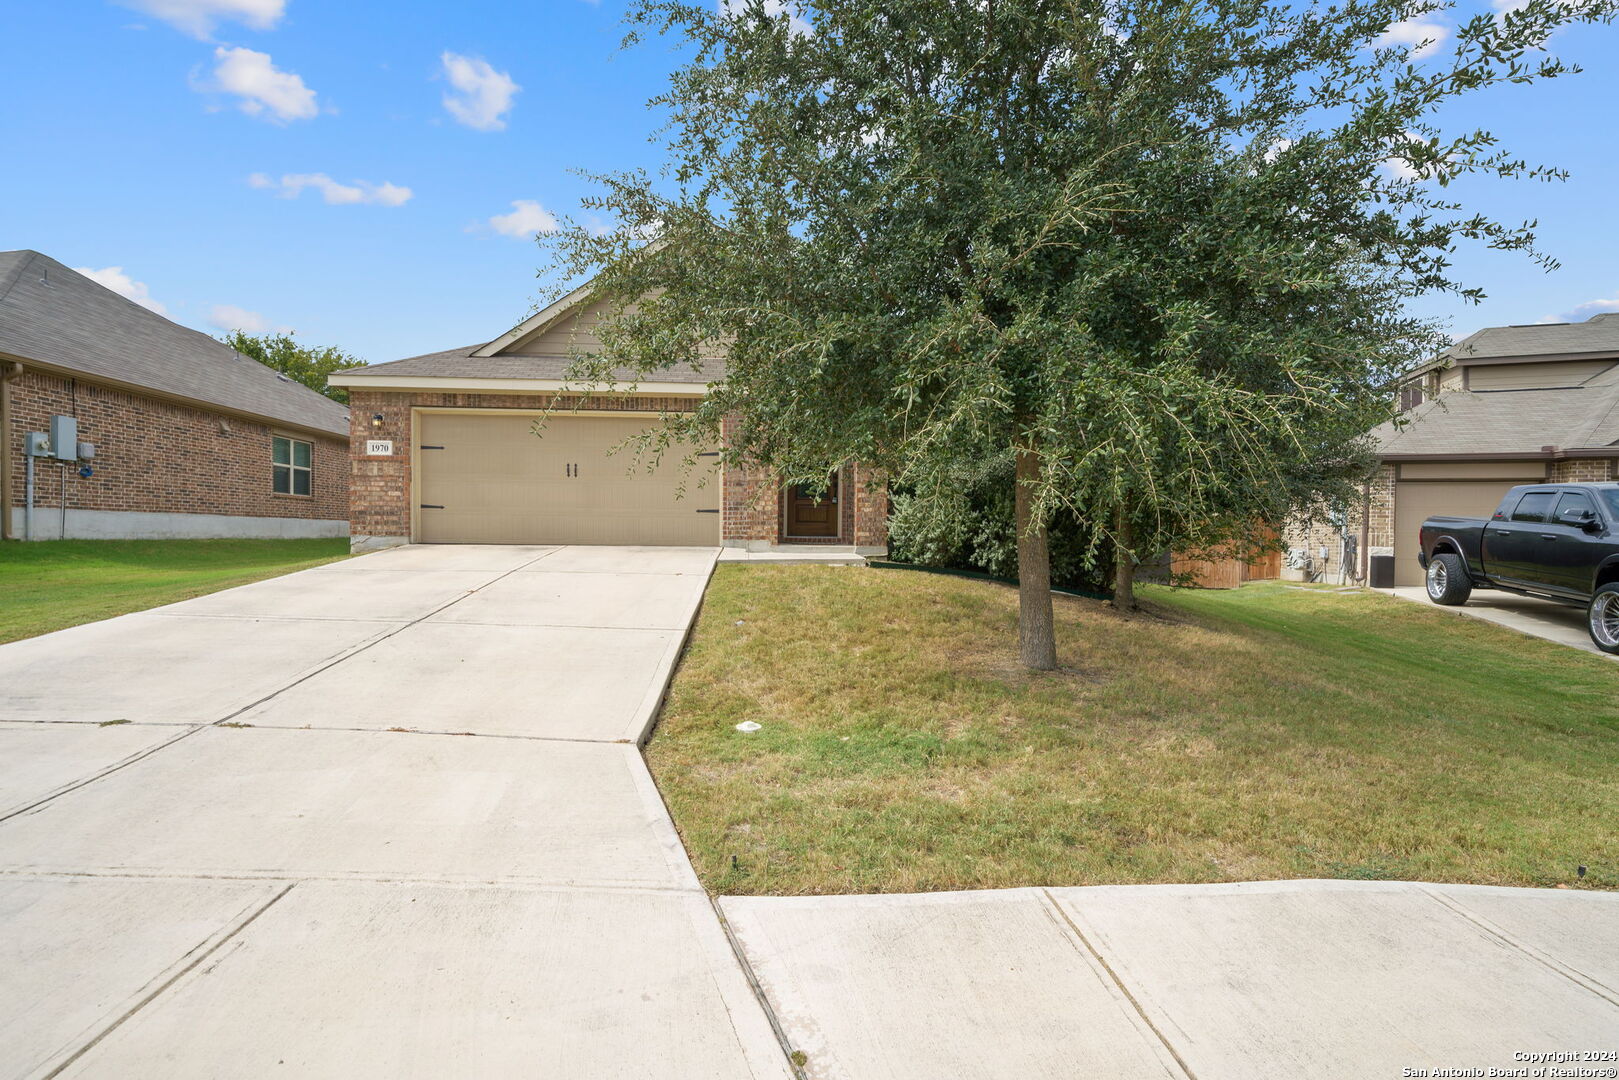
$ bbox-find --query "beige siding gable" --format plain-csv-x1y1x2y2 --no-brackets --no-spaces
505,296,617,355
1468,360,1615,391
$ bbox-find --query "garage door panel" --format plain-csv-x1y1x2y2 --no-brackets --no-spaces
1393,480,1517,586
417,412,719,546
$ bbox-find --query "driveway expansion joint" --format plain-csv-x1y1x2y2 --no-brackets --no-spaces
1039,887,1199,1080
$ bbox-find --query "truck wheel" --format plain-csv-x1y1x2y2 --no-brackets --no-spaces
1425,553,1471,606
1588,584,1619,655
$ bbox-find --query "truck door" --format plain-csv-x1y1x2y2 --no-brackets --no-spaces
1543,489,1605,595
1481,489,1558,586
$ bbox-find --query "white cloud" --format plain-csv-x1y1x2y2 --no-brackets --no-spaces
249,172,413,206
209,46,317,123
1373,16,1451,59
1380,131,1431,181
1491,0,1535,18
1546,295,1619,323
440,52,520,132
488,199,559,238
119,0,284,38
208,303,291,333
1263,137,1294,163
72,266,168,316
718,0,811,36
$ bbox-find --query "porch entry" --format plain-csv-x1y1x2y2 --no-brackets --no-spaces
784,472,840,538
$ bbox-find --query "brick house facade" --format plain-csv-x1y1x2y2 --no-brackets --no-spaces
342,387,887,552
1,251,350,541
1283,315,1619,586
332,288,888,553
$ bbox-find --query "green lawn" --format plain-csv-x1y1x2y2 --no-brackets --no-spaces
646,566,1619,896
0,539,350,644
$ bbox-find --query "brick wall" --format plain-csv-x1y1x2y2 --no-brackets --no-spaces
1280,464,1393,582
353,392,890,548
719,412,779,543
1550,458,1617,483
5,370,347,527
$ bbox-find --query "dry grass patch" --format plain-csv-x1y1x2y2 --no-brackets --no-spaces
646,566,1619,895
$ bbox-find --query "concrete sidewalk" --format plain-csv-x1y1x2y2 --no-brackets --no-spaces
0,544,790,1080
723,880,1619,1080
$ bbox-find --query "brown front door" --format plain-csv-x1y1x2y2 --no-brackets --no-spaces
785,474,840,538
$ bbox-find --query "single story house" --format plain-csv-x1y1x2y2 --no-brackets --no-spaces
1285,313,1619,586
0,250,349,541
330,286,889,553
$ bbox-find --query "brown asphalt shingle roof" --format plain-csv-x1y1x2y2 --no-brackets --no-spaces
346,342,721,384
0,250,348,437
1446,312,1619,361
1378,331,1619,457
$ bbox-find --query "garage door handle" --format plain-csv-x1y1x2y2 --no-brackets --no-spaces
420,504,444,510
695,508,719,513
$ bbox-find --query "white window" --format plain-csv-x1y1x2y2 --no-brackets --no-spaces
273,436,312,496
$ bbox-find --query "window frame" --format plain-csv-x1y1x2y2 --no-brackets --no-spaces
1551,490,1600,528
272,435,314,497
1508,490,1556,523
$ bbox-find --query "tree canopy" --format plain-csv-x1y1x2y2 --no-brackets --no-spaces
545,0,1614,667
222,330,366,405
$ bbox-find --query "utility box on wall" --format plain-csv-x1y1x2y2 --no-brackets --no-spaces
49,415,78,461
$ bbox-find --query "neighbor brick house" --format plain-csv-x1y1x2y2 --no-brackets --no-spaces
330,285,888,553
0,251,349,541
1284,314,1619,586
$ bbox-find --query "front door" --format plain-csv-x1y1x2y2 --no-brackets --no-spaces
784,474,840,538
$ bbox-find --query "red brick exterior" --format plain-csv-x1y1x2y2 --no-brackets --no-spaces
4,369,347,534
1550,458,1617,483
351,390,889,548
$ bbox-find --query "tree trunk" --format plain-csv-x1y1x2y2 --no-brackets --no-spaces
1014,448,1057,670
1113,503,1136,610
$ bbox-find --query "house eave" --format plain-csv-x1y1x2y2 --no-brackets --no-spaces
327,373,710,397
0,351,349,441
1378,448,1619,463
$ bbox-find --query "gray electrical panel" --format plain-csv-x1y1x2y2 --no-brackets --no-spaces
49,415,78,461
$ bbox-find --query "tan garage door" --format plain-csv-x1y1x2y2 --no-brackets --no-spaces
416,412,720,546
1392,480,1518,586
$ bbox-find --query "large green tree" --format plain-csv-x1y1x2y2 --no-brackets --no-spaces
222,331,366,405
547,0,1612,668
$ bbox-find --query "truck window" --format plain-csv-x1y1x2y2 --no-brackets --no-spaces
1508,491,1555,522
1602,489,1619,520
1551,491,1598,525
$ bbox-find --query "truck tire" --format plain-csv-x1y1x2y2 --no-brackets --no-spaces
1425,552,1471,606
1588,583,1619,655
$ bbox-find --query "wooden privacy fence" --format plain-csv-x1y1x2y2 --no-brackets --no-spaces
1169,533,1283,589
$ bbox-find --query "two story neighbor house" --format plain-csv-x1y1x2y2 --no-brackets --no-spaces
330,286,889,554
1287,313,1619,586
0,251,349,541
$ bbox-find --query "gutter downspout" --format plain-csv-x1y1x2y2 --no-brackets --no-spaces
0,361,22,541
1359,479,1371,584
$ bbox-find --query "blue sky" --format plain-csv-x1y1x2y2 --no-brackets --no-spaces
1,1,1615,364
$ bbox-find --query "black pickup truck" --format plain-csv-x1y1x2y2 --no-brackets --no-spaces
1419,482,1619,654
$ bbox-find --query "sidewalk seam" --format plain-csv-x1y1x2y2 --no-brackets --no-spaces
0,725,205,825
1419,885,1619,1006
41,881,297,1078
708,898,808,1080
1040,888,1200,1080
207,547,562,727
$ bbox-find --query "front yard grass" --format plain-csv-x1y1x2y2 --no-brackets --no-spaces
0,538,349,644
647,566,1619,895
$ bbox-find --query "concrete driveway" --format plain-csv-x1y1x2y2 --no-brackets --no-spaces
1385,584,1612,657
4,546,1616,1079
0,544,789,1080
